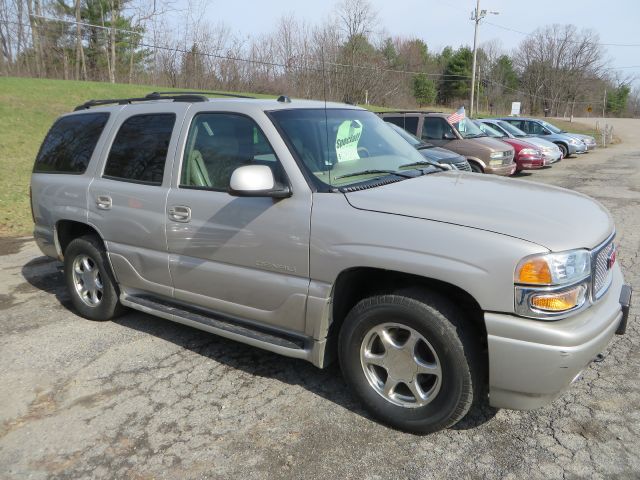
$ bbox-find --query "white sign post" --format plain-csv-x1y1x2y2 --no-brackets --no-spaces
510,102,521,116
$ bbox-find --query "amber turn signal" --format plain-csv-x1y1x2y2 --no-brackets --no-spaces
518,258,552,284
530,286,586,312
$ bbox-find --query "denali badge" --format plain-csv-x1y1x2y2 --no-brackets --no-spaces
256,261,297,273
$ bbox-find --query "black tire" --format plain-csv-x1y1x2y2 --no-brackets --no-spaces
556,143,568,159
338,292,482,434
64,235,125,321
468,161,483,173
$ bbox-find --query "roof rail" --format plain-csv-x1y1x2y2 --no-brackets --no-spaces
74,93,208,111
73,90,257,111
147,91,256,99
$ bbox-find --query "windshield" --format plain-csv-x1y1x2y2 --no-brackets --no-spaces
497,120,527,137
476,121,505,138
541,121,562,134
452,118,485,138
386,122,430,148
270,109,433,188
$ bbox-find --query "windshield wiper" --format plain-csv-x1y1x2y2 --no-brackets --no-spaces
398,160,447,171
464,133,486,138
334,169,415,180
416,143,434,150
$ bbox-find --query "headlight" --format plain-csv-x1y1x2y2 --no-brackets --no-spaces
515,249,592,318
490,151,504,159
516,250,590,285
520,148,540,156
569,138,579,144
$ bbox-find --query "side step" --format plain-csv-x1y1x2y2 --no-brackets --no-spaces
120,294,311,361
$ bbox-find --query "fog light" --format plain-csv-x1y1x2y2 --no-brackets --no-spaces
530,285,586,312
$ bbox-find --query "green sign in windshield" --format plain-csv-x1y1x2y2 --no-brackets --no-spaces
335,120,363,162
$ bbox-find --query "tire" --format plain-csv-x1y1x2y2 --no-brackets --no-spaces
468,161,483,173
338,291,482,434
64,235,125,321
556,143,568,159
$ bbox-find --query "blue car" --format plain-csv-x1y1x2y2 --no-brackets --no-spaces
497,117,588,158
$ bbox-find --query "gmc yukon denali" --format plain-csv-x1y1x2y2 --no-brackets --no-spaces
30,92,632,433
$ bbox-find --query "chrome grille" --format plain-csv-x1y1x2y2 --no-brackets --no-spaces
454,160,471,171
592,238,615,300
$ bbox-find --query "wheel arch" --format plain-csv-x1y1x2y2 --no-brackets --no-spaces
56,219,106,258
327,266,486,348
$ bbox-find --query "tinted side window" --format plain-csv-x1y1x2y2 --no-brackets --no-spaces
528,122,544,135
34,113,109,174
383,116,418,135
422,117,453,140
103,114,175,185
180,113,286,191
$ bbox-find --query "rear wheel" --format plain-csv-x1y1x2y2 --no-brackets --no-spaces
64,235,125,321
468,161,483,173
338,292,482,433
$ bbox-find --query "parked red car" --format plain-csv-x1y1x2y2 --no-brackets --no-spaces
474,120,544,173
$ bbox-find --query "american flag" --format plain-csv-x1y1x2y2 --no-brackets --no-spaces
447,106,465,124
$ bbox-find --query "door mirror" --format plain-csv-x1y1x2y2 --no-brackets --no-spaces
228,165,291,198
541,128,551,135
443,132,456,140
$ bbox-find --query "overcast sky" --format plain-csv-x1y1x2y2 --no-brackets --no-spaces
186,0,639,87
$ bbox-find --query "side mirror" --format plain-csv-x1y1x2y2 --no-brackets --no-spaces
443,132,456,140
228,165,291,198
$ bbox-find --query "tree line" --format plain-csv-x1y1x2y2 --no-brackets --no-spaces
0,0,637,116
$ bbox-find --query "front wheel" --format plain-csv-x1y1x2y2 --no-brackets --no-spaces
338,293,482,433
468,161,483,173
556,143,568,159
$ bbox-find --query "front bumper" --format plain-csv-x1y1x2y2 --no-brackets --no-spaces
573,142,588,154
485,265,630,410
486,162,516,176
542,150,562,164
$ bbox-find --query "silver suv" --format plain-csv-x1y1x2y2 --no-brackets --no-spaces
31,92,631,433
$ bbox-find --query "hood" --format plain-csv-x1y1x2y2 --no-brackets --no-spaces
419,146,464,163
568,133,595,142
468,136,513,151
344,172,613,252
521,136,559,151
500,137,538,152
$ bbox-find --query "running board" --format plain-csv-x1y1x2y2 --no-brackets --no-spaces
120,294,312,361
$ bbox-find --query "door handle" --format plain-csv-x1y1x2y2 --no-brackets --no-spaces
168,206,191,223
96,195,112,210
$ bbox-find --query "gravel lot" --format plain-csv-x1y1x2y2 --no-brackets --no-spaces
1,118,638,479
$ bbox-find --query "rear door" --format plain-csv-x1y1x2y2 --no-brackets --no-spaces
164,110,312,334
88,104,185,297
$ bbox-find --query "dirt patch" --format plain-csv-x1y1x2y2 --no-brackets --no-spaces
0,237,31,256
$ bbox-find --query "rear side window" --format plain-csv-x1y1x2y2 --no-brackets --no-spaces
103,113,176,185
34,113,109,174
382,116,418,134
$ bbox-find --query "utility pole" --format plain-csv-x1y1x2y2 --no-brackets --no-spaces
469,1,498,118
603,89,607,118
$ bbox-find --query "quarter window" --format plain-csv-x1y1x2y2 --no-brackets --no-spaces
103,114,175,185
34,113,109,174
180,113,285,191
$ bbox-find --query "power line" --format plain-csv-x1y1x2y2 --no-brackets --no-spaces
483,20,640,48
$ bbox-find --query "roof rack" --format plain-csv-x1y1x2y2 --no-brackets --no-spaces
73,90,256,111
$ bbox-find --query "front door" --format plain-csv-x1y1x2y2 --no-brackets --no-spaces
165,112,311,334
421,117,455,147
